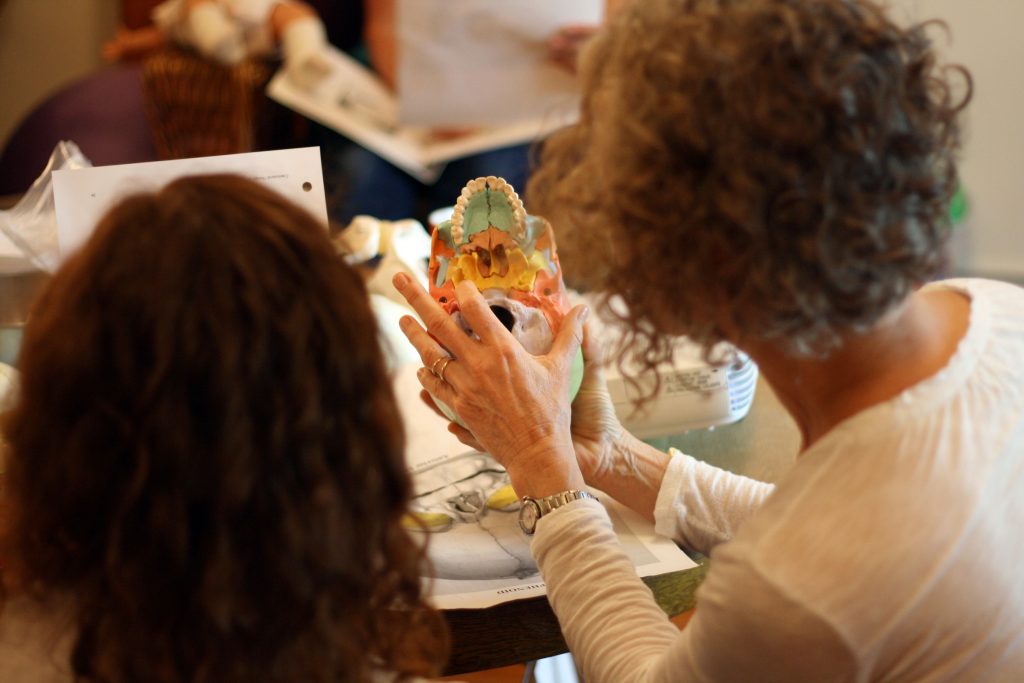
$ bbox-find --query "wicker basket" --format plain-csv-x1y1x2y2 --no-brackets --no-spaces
141,47,274,160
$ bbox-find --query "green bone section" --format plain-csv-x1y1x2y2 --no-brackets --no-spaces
464,188,516,237
440,187,520,246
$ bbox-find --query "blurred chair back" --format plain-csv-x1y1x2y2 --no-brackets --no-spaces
0,64,157,196
141,47,274,160
120,0,164,30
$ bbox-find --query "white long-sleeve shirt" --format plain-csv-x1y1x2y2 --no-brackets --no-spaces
534,278,1024,682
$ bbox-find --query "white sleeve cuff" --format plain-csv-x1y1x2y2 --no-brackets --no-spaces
653,448,692,541
653,448,775,553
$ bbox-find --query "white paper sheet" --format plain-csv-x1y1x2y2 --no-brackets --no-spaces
392,362,697,609
396,0,603,127
267,49,577,183
52,148,327,261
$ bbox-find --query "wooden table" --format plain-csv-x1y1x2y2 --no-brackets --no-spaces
443,560,709,675
441,378,800,676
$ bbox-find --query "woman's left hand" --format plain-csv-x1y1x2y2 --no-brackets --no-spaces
393,273,589,499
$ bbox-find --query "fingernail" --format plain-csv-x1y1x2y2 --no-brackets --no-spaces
393,272,409,288
579,305,590,324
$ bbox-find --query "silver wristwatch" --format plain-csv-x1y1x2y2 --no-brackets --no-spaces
518,490,598,535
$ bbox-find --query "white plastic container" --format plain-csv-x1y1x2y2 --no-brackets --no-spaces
603,339,758,439
583,296,758,439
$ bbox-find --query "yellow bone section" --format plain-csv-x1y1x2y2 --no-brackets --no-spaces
486,484,520,511
402,512,453,533
449,248,547,293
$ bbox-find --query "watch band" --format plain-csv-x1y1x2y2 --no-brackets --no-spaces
536,490,596,515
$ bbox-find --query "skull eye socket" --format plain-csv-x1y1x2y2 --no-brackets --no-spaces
489,305,516,332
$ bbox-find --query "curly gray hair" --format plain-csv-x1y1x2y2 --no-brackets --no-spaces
528,0,970,376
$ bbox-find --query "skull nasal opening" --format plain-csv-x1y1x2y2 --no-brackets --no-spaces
490,305,515,332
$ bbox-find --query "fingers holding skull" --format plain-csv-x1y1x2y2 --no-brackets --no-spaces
394,272,588,495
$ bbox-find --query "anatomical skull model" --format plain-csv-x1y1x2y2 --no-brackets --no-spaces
429,175,584,411
405,177,584,578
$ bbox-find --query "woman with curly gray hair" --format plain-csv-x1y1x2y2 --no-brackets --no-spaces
394,0,1024,679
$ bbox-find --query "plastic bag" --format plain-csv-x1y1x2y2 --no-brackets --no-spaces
334,215,430,370
0,140,92,273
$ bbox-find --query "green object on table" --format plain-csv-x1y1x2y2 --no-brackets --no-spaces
645,555,710,616
949,185,968,225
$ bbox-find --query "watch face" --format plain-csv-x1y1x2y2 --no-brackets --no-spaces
518,499,541,534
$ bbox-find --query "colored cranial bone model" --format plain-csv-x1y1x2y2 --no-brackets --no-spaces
430,176,576,355
427,177,584,422
405,177,583,542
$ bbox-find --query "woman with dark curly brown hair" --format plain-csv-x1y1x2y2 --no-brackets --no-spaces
392,0,1024,680
0,174,452,683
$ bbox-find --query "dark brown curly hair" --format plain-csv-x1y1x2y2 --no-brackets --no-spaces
529,0,971,373
1,175,447,682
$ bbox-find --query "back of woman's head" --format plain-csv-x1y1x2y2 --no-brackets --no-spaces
530,0,971,367
3,174,446,682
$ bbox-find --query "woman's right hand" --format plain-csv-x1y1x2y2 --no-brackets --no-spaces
437,319,627,487
393,274,588,500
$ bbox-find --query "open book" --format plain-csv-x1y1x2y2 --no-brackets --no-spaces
267,47,579,184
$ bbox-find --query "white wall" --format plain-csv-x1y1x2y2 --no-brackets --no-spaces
887,0,1024,278
0,0,118,151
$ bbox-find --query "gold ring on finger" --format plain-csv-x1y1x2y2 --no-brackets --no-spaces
431,355,453,383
